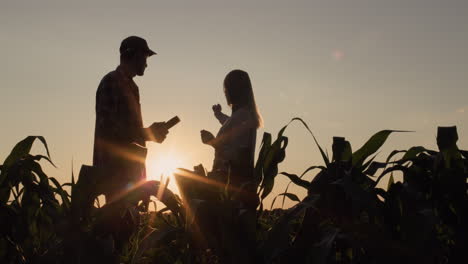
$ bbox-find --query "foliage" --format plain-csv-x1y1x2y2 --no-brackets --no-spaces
270,123,467,264
1,122,467,263
0,137,181,263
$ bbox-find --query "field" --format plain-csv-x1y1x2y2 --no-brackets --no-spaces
1,118,467,264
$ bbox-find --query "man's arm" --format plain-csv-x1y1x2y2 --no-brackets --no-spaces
142,123,168,143
96,76,168,144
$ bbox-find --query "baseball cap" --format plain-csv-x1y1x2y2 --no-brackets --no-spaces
119,36,157,56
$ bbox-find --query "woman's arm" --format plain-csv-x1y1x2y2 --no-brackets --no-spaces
212,104,229,125
201,130,220,148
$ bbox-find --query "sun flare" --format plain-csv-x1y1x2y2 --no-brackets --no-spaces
146,150,185,194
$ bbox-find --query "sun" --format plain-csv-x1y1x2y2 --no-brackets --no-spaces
146,150,185,194
148,155,179,179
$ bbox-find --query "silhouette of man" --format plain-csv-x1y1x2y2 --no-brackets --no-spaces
93,36,168,204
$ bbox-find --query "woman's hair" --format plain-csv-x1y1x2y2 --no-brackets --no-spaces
224,69,263,128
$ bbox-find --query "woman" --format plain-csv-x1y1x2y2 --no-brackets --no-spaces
200,69,263,210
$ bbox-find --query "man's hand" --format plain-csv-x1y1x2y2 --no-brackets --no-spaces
212,104,222,114
148,122,169,143
200,130,215,146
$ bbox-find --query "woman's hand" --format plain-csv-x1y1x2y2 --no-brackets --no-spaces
212,104,229,124
212,104,222,114
200,130,215,145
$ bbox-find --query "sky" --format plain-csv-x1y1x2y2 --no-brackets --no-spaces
1,0,467,209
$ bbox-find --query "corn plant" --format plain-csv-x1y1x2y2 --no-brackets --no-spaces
1,122,467,264
0,136,183,264
263,123,467,264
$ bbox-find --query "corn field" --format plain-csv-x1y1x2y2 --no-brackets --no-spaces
1,118,467,264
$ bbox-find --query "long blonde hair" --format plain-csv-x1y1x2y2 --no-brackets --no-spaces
224,69,263,128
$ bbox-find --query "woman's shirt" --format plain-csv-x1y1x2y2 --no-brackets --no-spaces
211,107,257,185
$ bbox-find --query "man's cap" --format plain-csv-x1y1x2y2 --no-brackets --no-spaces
119,36,157,56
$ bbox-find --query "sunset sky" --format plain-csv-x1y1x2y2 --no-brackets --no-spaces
1,0,467,208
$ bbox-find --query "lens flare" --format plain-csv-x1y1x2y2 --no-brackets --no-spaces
146,151,185,194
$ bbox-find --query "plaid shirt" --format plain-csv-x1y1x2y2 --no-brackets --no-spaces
93,66,147,189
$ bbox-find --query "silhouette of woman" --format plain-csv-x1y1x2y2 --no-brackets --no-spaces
201,69,263,210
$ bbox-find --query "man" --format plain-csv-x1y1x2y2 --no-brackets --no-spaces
93,36,169,204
